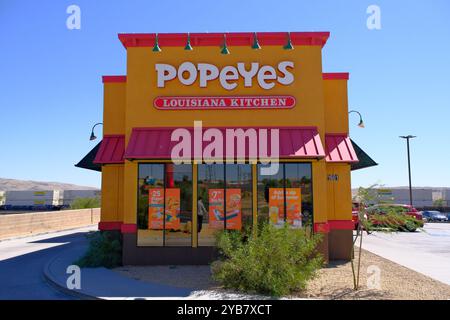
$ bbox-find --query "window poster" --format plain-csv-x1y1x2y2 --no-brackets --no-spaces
225,189,242,230
164,188,181,230
286,188,302,228
268,188,302,228
208,189,242,230
268,188,285,227
148,188,180,230
148,188,164,229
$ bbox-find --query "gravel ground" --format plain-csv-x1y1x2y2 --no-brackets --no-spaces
114,248,450,300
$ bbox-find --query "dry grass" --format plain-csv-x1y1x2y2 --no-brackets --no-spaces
115,248,450,300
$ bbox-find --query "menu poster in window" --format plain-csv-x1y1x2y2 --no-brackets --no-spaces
225,189,242,230
268,188,285,227
165,188,181,230
148,188,164,229
208,189,242,230
286,188,302,228
148,188,181,230
208,189,224,229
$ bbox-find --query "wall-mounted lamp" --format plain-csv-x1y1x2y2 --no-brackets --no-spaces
348,110,365,128
89,123,103,141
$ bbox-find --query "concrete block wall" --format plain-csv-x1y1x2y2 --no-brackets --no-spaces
0,208,100,240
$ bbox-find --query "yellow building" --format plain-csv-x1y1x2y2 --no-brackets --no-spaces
77,32,376,265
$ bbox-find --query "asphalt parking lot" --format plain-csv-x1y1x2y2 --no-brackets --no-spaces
359,223,450,285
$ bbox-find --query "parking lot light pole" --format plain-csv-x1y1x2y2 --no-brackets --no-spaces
399,135,416,207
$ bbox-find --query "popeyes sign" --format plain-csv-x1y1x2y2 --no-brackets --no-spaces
154,61,296,110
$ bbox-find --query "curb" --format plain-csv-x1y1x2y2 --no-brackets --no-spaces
42,246,101,300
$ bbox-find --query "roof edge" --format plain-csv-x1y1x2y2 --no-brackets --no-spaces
118,32,330,49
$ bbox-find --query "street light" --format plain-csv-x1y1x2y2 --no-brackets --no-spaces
399,135,417,207
348,110,365,128
89,123,103,141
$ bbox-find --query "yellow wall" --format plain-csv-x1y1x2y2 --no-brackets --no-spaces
100,164,124,222
323,79,349,134
103,82,126,135
100,41,353,228
125,45,326,140
326,163,352,220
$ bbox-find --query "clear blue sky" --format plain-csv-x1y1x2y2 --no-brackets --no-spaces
0,0,449,189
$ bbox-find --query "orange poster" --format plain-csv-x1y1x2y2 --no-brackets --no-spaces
148,188,164,229
208,189,242,230
148,188,180,230
225,189,242,230
165,188,181,230
268,188,302,227
268,188,285,227
286,188,302,228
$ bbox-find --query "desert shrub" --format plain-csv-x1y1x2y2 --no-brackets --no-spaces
75,231,122,268
370,210,423,232
70,197,101,209
211,223,323,297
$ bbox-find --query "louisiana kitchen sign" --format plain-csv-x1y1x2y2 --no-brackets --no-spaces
153,61,296,110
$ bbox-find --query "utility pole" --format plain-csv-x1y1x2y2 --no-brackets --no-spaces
399,135,416,207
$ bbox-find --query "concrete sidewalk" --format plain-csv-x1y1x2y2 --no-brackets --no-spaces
357,223,450,285
43,242,196,299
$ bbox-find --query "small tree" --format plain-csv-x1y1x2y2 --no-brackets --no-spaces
70,197,101,209
351,185,423,290
433,198,445,208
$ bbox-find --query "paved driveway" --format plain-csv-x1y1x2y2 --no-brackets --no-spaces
359,223,450,285
0,226,97,300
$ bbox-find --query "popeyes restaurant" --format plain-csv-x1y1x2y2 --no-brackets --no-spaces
76,32,377,265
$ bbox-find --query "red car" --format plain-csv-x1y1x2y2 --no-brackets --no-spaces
367,204,422,220
352,201,365,230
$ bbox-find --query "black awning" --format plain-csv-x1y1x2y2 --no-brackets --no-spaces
75,142,102,172
75,139,377,172
350,139,378,171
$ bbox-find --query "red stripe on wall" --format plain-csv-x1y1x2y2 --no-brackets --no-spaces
329,220,355,230
121,224,137,234
98,221,122,231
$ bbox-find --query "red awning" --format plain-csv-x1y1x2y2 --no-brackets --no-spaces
124,127,325,160
325,134,359,163
93,135,125,164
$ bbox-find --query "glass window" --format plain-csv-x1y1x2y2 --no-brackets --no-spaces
257,163,313,229
137,163,192,247
226,164,253,231
285,163,313,228
137,164,164,246
197,164,225,246
197,164,253,246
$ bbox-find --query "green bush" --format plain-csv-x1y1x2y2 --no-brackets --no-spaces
211,223,323,297
75,231,122,268
70,197,101,209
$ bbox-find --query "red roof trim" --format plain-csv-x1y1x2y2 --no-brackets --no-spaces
93,134,125,164
102,76,127,83
325,133,359,163
118,32,330,49
323,73,349,80
124,126,325,160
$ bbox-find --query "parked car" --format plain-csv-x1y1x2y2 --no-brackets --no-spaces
352,201,366,230
366,204,423,232
421,210,449,222
367,204,422,220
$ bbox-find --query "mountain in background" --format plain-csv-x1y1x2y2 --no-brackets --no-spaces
0,178,99,191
